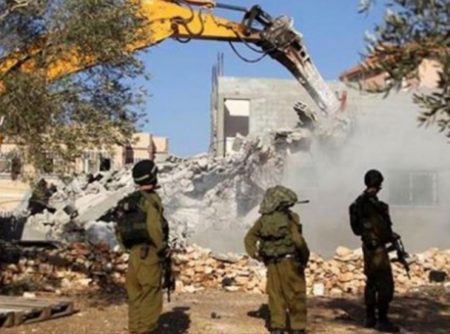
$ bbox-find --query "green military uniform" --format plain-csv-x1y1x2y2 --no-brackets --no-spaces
244,186,310,333
116,191,168,334
350,191,395,326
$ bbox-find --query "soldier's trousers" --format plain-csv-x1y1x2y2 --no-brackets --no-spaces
363,245,394,317
126,246,163,334
266,258,307,330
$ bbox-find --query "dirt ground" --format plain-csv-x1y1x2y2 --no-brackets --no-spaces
2,288,449,334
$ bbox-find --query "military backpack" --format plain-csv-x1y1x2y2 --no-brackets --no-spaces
258,211,297,260
115,191,168,249
349,193,394,246
349,197,364,236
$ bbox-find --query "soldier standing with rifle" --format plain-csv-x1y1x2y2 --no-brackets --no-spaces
245,185,310,334
115,159,173,334
349,169,402,333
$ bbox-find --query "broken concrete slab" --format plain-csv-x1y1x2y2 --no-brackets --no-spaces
14,131,313,252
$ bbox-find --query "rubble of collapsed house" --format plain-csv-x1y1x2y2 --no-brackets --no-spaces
14,129,312,249
1,243,448,297
11,105,350,251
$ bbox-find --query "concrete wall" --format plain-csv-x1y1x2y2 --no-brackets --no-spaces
0,132,170,177
0,133,170,209
418,59,441,88
340,57,441,91
0,177,29,211
124,134,169,164
213,77,328,156
70,133,170,172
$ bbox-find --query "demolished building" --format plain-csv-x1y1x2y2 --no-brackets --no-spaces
211,76,450,256
210,76,344,157
13,131,309,254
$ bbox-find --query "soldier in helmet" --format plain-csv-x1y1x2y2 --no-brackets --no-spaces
349,169,400,333
115,159,169,334
244,185,310,334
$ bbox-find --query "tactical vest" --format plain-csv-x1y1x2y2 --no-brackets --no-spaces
116,191,168,249
258,211,296,260
349,198,364,236
349,193,393,246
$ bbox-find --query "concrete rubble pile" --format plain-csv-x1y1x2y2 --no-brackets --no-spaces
0,242,127,294
1,243,448,297
18,131,310,249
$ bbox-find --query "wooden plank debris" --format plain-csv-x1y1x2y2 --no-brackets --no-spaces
0,296,75,328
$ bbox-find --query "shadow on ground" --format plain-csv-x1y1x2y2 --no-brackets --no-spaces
155,306,191,334
84,283,127,307
324,294,450,334
247,304,270,330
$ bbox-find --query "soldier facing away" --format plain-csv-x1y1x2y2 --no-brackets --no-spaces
244,185,310,334
115,159,170,334
349,169,400,333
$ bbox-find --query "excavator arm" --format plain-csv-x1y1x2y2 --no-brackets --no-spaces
0,0,340,114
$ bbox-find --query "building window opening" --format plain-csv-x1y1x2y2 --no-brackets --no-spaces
388,170,438,206
99,156,111,171
11,157,21,178
125,145,134,165
224,99,250,154
0,151,22,179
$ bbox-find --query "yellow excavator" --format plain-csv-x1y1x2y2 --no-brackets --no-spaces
0,0,340,145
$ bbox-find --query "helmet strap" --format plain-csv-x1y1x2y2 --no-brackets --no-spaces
138,184,155,192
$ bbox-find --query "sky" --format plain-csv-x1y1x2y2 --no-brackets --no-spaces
135,0,386,157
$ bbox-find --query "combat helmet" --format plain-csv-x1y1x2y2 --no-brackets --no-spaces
132,159,158,186
364,169,384,188
259,185,298,214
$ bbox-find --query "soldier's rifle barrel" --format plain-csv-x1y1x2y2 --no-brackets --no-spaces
296,200,310,204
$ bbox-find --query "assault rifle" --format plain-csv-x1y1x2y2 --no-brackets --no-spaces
162,249,176,302
387,235,411,279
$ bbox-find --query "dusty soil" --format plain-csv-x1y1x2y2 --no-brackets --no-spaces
2,288,449,334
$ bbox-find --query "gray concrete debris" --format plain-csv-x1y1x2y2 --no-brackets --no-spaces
16,132,312,251
21,211,54,240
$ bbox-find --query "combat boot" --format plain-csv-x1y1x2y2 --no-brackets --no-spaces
375,318,400,333
364,306,376,328
375,306,400,333
270,329,284,334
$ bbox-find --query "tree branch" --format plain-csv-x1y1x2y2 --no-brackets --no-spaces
0,0,35,22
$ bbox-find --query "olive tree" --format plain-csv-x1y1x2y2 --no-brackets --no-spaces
0,0,148,176
359,0,450,138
